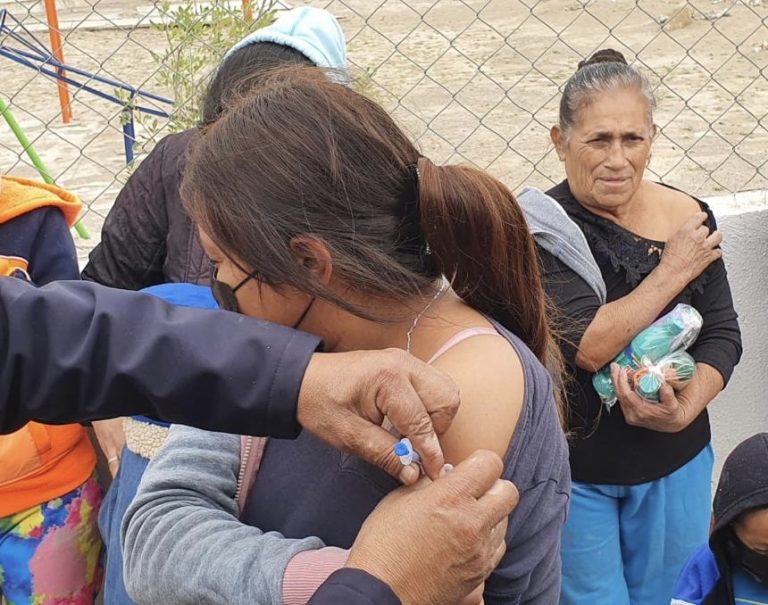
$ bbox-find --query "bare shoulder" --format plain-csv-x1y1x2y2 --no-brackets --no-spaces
645,180,702,227
430,333,524,463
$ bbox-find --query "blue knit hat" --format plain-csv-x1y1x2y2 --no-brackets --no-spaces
223,7,347,69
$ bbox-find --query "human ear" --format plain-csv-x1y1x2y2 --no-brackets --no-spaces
551,125,566,161
289,236,333,284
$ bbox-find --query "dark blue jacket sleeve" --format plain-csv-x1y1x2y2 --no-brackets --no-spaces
0,277,321,436
309,570,401,605
0,207,80,285
26,207,80,285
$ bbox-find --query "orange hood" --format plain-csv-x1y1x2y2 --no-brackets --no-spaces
0,176,82,227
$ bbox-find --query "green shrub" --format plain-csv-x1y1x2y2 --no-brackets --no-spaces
151,0,277,132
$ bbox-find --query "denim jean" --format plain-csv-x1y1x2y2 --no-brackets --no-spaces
97,447,150,605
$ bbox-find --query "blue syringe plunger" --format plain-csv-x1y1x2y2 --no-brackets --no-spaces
394,442,409,456
394,437,420,467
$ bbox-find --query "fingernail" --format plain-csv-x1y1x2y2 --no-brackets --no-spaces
399,464,419,485
440,463,454,477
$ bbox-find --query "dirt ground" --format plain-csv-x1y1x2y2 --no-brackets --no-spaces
0,0,766,261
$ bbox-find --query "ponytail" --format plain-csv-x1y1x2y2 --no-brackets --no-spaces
183,66,566,426
417,157,566,425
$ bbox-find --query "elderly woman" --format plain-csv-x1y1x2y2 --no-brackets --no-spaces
538,49,742,605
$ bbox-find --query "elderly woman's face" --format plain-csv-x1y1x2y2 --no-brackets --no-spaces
552,87,655,211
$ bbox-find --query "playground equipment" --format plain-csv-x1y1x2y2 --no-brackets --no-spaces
42,0,71,123
0,3,175,237
0,96,88,237
0,7,174,165
0,0,262,162
243,0,254,22
0,0,268,237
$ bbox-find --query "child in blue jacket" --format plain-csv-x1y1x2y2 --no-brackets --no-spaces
673,433,768,605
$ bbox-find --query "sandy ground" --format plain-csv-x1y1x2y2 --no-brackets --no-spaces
0,0,766,261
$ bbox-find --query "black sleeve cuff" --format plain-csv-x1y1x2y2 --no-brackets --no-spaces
308,569,401,605
266,329,323,439
691,347,739,386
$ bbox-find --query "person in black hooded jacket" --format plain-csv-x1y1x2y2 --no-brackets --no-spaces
672,433,768,605
80,40,324,290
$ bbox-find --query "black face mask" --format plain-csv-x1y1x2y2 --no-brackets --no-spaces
210,264,315,329
210,265,255,313
726,530,768,584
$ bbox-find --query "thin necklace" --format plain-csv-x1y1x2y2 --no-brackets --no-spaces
405,283,447,353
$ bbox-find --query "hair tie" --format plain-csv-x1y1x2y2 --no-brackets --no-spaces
396,159,432,262
401,162,421,219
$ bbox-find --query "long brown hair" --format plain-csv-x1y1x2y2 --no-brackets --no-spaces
182,67,565,424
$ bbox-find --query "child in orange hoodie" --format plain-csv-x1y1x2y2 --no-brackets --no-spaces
0,176,103,604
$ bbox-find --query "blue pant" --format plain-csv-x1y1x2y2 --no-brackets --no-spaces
98,446,150,605
560,445,713,605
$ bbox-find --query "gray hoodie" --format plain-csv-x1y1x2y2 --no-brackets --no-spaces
121,426,324,605
519,187,607,304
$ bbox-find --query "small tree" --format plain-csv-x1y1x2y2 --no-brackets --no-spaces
151,0,277,132
123,0,374,158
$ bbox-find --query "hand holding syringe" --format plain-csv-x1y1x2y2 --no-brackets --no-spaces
394,437,453,477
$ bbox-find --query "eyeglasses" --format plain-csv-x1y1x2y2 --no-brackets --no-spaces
210,265,258,313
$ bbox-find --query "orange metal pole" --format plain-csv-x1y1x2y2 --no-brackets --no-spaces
242,0,253,22
43,0,72,124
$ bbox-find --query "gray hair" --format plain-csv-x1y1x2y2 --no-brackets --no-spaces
559,51,656,138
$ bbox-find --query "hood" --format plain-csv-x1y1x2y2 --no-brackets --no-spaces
224,6,347,69
713,433,768,534
0,176,81,226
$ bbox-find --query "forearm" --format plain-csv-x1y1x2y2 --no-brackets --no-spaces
677,363,725,428
0,278,320,436
122,426,325,605
576,266,685,371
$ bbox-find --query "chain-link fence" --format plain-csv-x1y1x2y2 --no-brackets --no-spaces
1,0,766,261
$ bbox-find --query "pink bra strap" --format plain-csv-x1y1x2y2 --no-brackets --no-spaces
427,327,501,365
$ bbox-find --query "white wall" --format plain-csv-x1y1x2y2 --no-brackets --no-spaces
706,192,768,477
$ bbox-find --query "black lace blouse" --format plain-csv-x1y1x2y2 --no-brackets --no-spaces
541,180,742,485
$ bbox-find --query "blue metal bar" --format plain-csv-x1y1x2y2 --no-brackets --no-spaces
0,6,177,184
0,9,55,59
4,26,49,59
0,50,171,118
122,106,136,164
0,8,173,111
0,47,173,107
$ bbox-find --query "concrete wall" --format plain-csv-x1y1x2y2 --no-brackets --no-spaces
706,192,768,477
